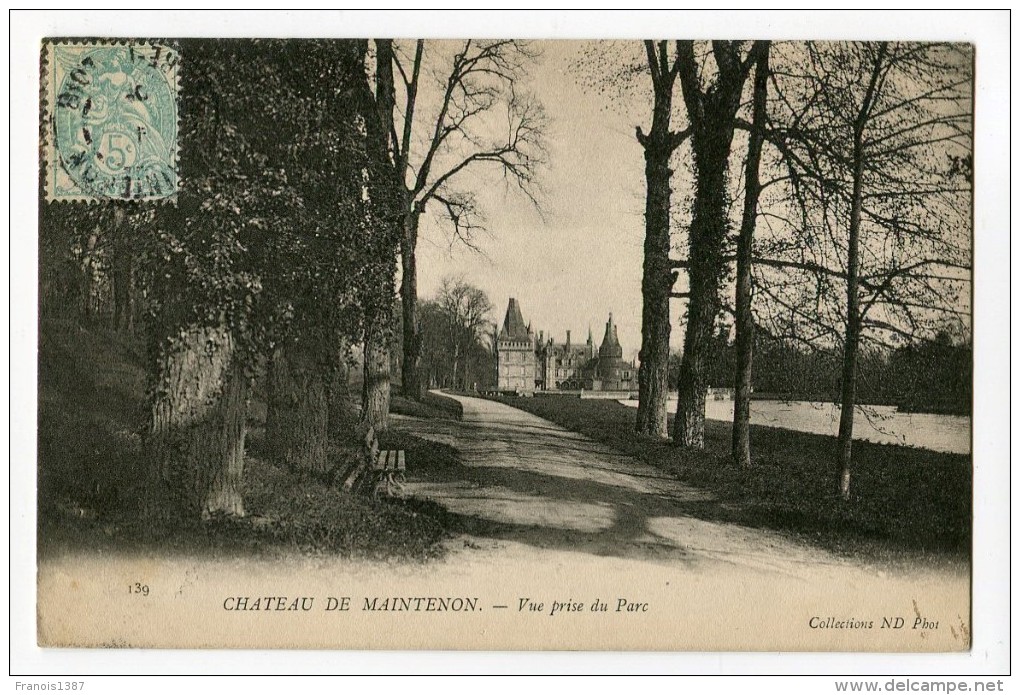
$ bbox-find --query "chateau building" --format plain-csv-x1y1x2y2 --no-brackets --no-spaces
494,298,537,393
495,298,636,394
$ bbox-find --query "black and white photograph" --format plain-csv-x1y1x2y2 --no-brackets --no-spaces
10,8,1010,679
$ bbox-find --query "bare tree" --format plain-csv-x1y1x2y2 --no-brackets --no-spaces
752,41,972,497
732,42,771,468
436,276,494,389
380,39,547,400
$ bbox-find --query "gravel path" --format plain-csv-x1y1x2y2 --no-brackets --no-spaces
398,394,879,576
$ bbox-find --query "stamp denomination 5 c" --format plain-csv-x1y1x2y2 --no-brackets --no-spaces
43,42,180,202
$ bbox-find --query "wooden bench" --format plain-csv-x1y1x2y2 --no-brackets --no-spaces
372,449,406,498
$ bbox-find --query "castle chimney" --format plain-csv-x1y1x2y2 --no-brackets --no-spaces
566,330,571,348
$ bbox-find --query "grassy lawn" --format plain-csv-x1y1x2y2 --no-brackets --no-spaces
37,318,457,561
488,394,971,563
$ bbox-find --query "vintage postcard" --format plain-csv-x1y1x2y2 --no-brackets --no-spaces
22,14,995,659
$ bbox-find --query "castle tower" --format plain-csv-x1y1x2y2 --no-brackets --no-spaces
598,312,623,360
597,312,633,391
495,298,537,393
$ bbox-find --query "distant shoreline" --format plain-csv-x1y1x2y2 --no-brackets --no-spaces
474,388,970,418
745,393,970,417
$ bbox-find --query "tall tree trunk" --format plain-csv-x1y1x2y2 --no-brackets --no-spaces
836,43,886,500
672,41,751,449
362,313,391,432
635,42,681,439
837,140,865,500
636,144,674,438
203,356,248,516
370,38,405,416
377,34,422,403
266,338,330,475
673,137,733,448
451,344,460,390
732,44,770,468
146,325,249,519
111,208,133,332
400,209,424,400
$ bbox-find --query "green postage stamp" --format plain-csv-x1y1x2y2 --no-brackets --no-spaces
43,41,180,201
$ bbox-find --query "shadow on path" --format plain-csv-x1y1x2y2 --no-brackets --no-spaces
393,395,851,578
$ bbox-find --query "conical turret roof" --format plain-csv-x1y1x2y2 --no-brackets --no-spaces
599,313,623,359
499,298,530,340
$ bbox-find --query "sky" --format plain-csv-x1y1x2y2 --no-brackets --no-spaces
411,41,684,361
410,39,976,359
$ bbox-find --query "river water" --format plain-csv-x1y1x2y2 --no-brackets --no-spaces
617,398,971,455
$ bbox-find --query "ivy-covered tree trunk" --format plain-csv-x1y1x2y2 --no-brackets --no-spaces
672,41,753,449
146,325,249,519
400,210,424,400
673,134,734,448
266,338,330,475
359,38,399,430
362,316,391,432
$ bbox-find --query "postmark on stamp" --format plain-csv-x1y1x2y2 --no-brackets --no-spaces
43,41,180,202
